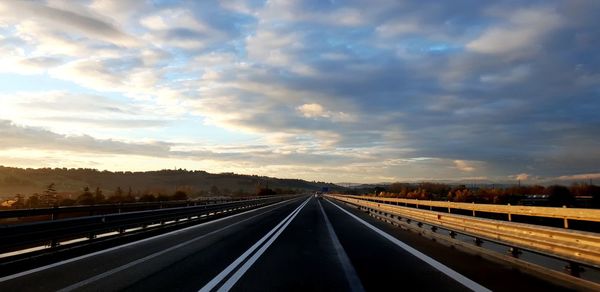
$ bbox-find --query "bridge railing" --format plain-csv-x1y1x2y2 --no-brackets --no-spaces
328,194,600,269
0,196,293,257
0,196,270,224
340,194,600,228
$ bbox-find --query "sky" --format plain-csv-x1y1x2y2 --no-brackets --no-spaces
0,0,599,184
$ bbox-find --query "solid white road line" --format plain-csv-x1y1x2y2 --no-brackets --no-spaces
317,199,365,292
199,197,311,292
325,199,491,292
0,198,298,283
216,198,310,291
56,199,300,292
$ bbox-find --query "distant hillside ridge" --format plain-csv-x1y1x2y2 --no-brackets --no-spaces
0,166,341,198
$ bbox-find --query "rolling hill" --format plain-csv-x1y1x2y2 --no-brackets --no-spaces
0,166,341,199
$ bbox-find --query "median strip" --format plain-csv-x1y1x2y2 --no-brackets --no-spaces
0,198,296,283
199,197,311,292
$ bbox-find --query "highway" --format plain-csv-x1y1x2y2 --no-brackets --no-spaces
0,196,570,291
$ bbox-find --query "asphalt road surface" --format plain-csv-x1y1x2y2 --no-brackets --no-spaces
0,196,570,291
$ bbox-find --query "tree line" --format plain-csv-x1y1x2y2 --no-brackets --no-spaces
3,183,296,209
8,184,190,208
349,182,600,208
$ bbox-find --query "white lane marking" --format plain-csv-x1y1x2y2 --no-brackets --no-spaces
56,200,297,292
0,198,297,283
199,197,311,292
326,199,491,292
317,199,365,292
216,198,310,292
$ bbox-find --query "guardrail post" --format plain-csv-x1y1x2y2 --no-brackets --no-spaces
472,202,476,217
51,205,58,220
507,203,512,221
508,247,521,258
563,205,569,229
447,202,451,214
50,238,59,248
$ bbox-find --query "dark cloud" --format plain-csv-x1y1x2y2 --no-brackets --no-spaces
1,0,598,181
3,1,138,46
193,0,600,178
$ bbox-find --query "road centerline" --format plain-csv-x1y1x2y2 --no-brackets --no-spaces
0,198,298,284
199,197,311,292
55,198,302,292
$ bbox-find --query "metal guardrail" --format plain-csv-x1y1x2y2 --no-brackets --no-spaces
0,196,290,255
328,195,600,269
342,195,600,228
0,196,267,223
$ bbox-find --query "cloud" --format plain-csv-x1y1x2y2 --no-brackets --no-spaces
0,1,139,47
253,1,367,27
0,91,175,137
0,120,389,180
480,65,531,84
297,103,326,118
467,6,563,55
513,173,530,181
376,19,423,38
0,1,598,182
454,160,476,172
296,103,356,123
51,59,125,91
0,120,170,156
245,27,307,70
140,8,227,50
556,173,600,181
89,0,148,23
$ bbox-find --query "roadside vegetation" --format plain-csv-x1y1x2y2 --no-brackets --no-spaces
344,182,600,208
0,166,335,209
